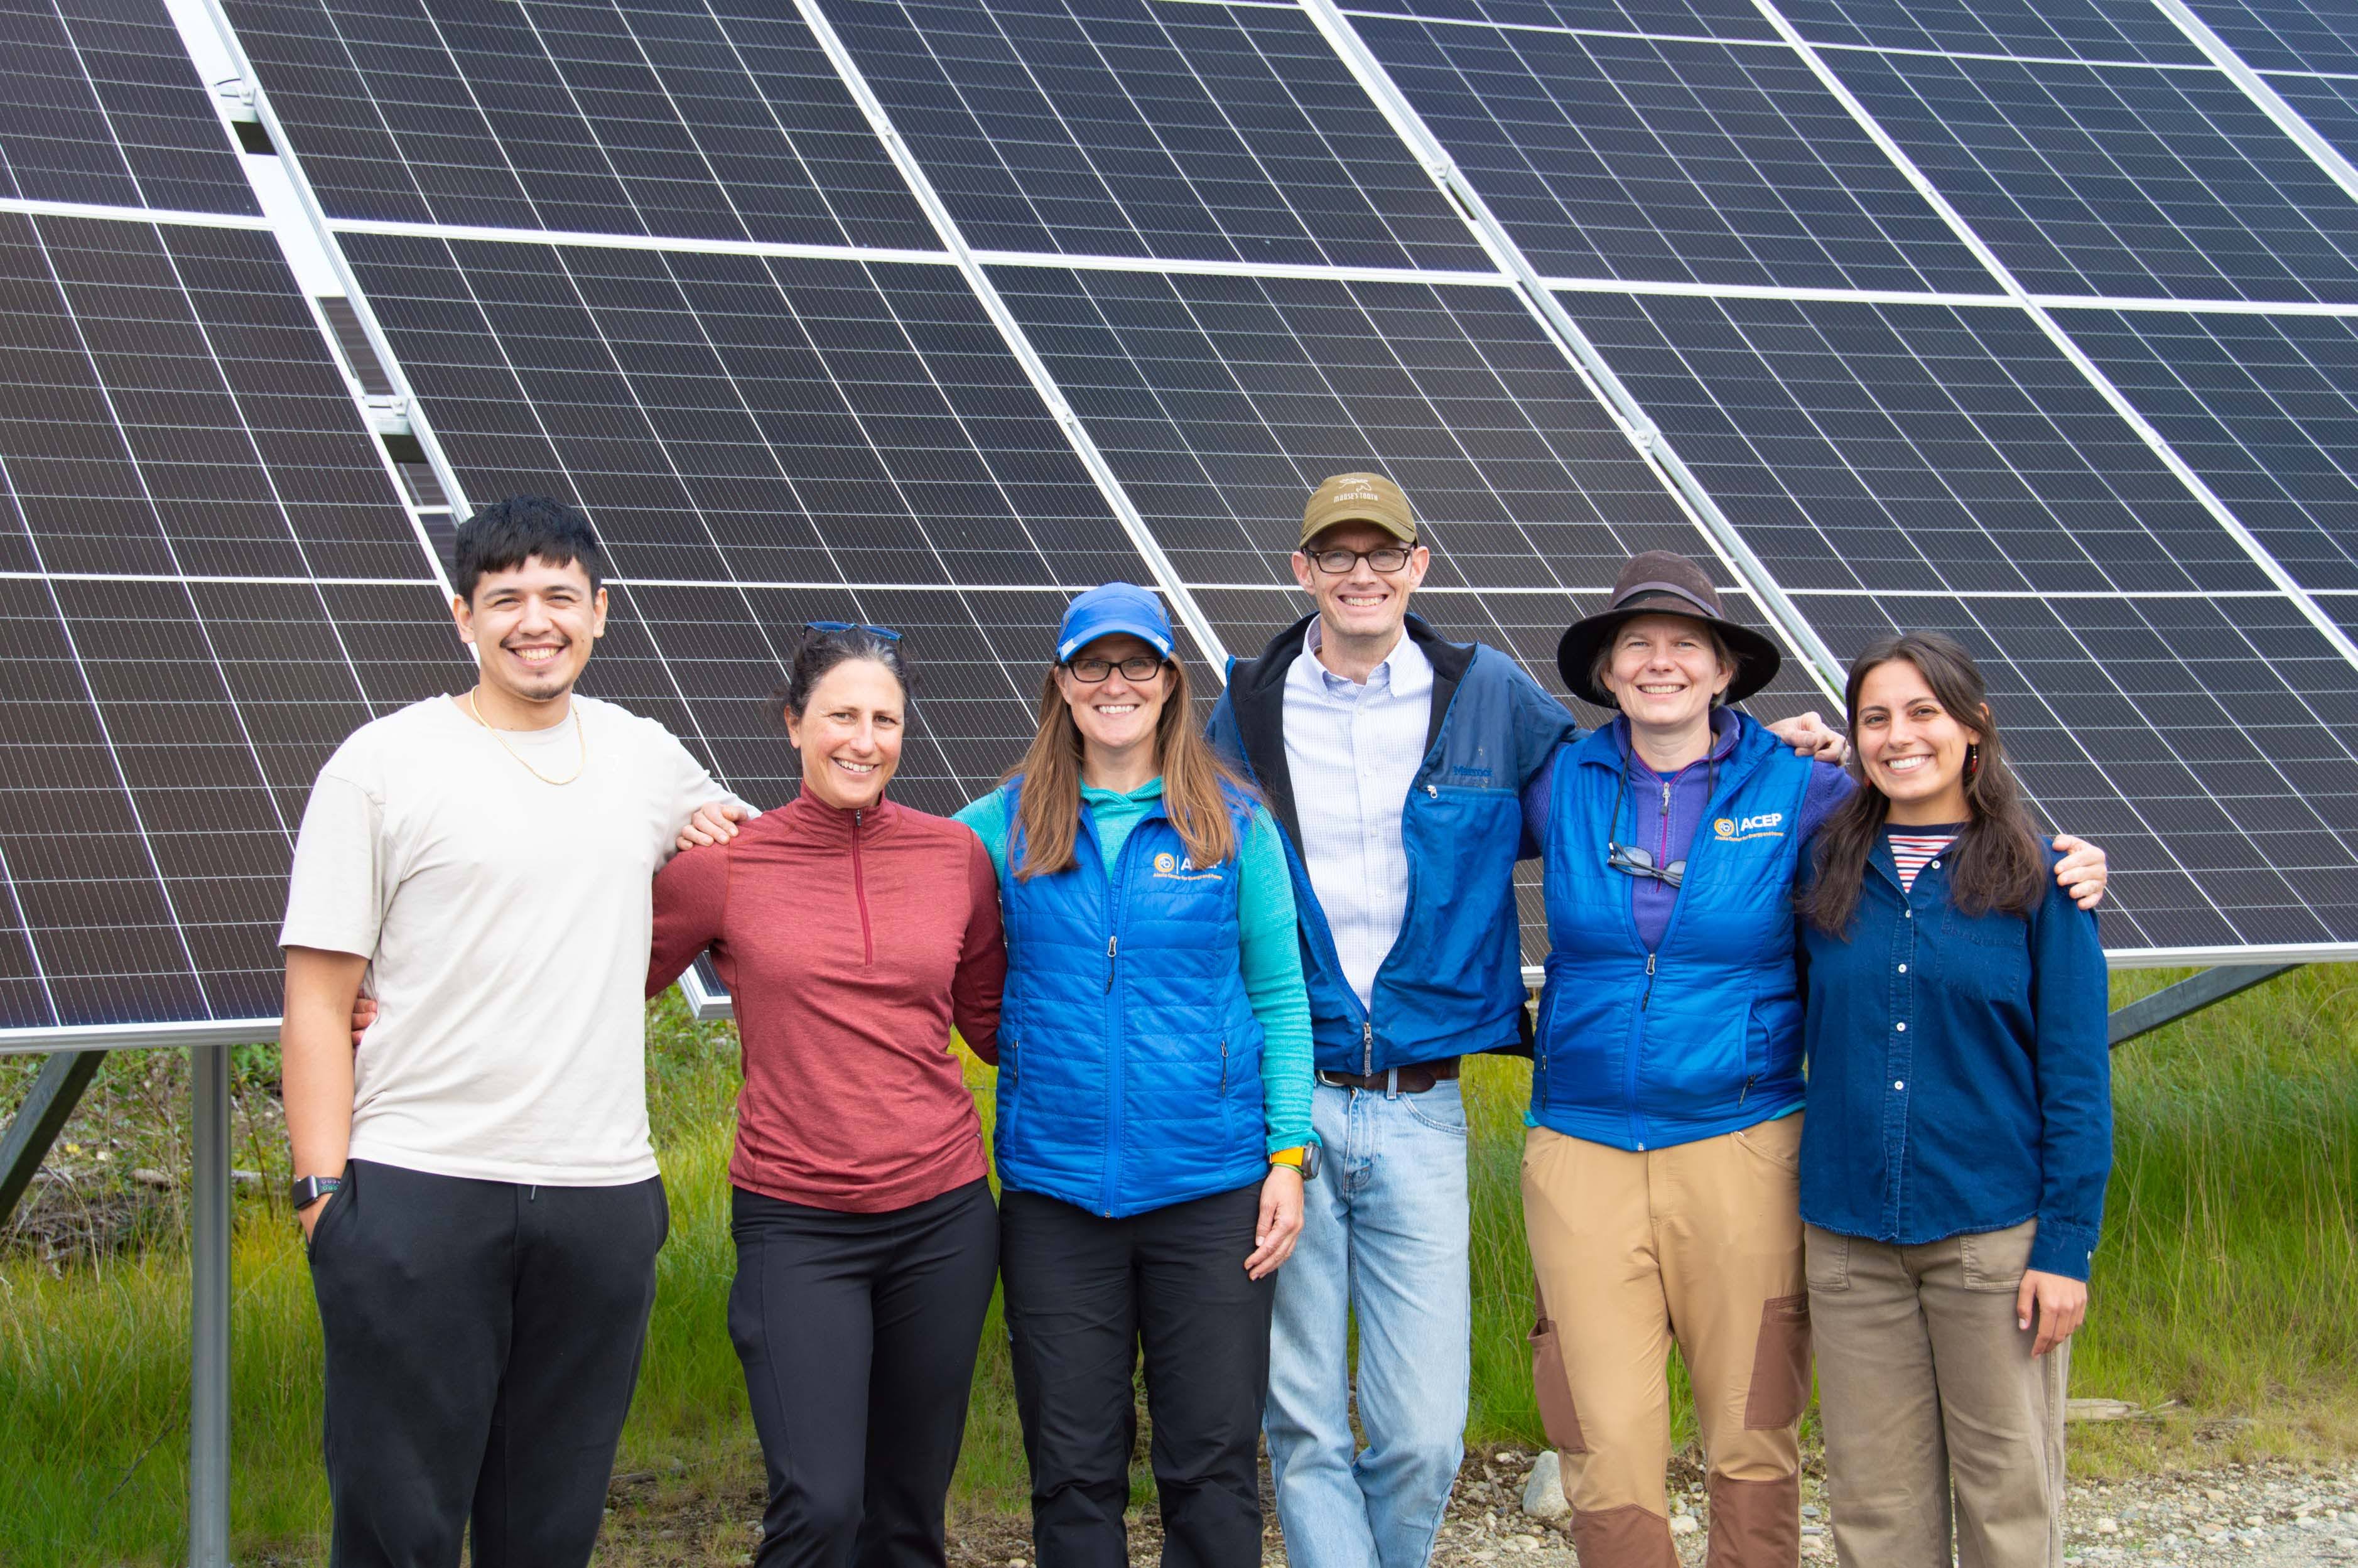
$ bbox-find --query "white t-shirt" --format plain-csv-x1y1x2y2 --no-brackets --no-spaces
279,694,738,1186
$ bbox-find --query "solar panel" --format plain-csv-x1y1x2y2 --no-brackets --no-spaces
1822,49,2358,303
218,0,934,247
1349,14,1995,292
334,230,1193,811
1773,0,2210,66
0,210,459,1029
2054,305,2358,631
7,0,2358,1039
0,0,260,215
2185,0,2358,75
1557,286,2358,947
818,0,1493,271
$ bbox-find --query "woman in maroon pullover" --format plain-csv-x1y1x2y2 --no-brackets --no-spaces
647,625,1007,1568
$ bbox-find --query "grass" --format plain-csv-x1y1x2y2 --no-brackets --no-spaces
3,970,2355,1563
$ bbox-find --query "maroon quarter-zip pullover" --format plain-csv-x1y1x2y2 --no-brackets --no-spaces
648,791,1005,1213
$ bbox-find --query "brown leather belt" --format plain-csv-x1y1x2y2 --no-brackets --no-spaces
1316,1057,1461,1095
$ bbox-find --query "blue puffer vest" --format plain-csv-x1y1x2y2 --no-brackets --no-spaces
995,780,1269,1218
1532,715,1813,1151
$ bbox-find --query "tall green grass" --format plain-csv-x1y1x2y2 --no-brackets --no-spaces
3,972,2353,1563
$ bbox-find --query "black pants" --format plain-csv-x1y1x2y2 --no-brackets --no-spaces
730,1178,1000,1568
306,1157,669,1568
999,1184,1275,1568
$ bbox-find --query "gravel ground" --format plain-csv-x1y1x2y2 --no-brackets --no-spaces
600,1448,2358,1567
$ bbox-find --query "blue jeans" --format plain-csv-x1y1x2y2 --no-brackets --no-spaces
1267,1078,1471,1568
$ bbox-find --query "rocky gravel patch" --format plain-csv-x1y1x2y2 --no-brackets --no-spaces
600,1449,2358,1565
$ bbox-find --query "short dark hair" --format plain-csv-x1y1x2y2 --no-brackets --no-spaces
453,495,605,603
775,625,911,729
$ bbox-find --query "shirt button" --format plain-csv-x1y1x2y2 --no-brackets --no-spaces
1895,1022,1906,1032
1904,909,1912,919
1893,1079,1905,1091
1929,860,1940,869
1896,963,1907,973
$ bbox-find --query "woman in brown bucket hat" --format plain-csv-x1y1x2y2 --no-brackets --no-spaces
1514,553,2111,1568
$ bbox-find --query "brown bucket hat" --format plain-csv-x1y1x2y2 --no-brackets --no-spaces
1555,551,1782,707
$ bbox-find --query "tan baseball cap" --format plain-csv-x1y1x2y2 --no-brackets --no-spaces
1299,472,1415,548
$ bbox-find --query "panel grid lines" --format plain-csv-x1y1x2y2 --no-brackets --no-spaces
221,0,936,249
820,0,1493,271
0,0,261,217
1352,12,1996,293
1821,46,2358,304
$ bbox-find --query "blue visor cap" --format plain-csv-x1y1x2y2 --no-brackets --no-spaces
1056,581,1175,663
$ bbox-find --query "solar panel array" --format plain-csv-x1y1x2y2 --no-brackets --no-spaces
7,0,2358,1040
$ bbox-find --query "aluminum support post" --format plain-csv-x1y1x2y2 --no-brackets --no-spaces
189,1043,232,1567
2107,965,2299,1049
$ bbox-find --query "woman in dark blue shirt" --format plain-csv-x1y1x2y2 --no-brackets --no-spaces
1796,631,2111,1568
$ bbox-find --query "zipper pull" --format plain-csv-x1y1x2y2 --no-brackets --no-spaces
1661,781,1672,811
1642,951,1658,1011
1105,935,1117,993
1740,1074,1755,1108
1220,1041,1229,1093
1362,1020,1374,1076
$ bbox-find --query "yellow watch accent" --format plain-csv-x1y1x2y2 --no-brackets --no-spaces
1268,1147,1306,1168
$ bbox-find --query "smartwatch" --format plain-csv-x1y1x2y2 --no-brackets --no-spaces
1273,1144,1322,1182
291,1174,342,1212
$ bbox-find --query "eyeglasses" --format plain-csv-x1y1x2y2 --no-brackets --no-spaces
1603,753,1712,892
1606,841,1685,889
804,620,902,641
1065,654,1168,683
1302,546,1414,575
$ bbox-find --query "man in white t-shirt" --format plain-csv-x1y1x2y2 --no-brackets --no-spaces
279,496,745,1567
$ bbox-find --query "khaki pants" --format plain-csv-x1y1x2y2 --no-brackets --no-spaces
1806,1221,2068,1568
1523,1119,1810,1568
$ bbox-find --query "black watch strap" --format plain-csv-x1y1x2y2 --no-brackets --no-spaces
291,1174,342,1212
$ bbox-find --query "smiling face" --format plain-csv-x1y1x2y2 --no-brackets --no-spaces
452,554,606,713
786,657,904,812
1601,612,1733,738
1291,521,1429,647
1055,632,1169,762
1855,657,1981,825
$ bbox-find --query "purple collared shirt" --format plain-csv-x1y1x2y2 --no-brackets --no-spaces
1522,711,1854,951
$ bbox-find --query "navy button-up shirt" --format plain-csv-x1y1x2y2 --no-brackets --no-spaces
1797,835,2112,1279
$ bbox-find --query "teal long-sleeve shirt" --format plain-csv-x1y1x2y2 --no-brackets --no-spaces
953,780,1317,1155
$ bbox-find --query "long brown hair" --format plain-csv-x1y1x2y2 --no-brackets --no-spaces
1008,653,1248,879
1802,631,2048,936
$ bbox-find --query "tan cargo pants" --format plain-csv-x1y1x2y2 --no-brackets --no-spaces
1523,1118,1810,1568
1806,1219,2069,1568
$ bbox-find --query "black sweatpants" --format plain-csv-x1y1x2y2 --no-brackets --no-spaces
730,1177,1000,1568
306,1157,669,1568
999,1183,1275,1568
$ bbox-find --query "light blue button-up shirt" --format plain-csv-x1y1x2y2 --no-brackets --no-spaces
1282,622,1434,1010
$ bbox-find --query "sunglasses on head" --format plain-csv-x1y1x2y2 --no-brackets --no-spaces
804,620,902,641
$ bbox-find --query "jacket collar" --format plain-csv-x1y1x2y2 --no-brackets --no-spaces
1228,610,1473,850
781,787,898,841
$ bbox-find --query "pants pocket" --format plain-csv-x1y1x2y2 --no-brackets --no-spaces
1743,1294,1812,1429
1529,1289,1587,1454
1804,1225,1849,1292
1958,1219,2038,1290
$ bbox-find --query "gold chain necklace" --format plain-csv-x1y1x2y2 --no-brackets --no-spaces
467,688,588,786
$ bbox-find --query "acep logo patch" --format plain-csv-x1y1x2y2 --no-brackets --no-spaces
1714,813,1786,842
1152,851,1223,882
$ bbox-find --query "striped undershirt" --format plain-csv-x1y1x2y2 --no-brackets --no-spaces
1888,824,1964,892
